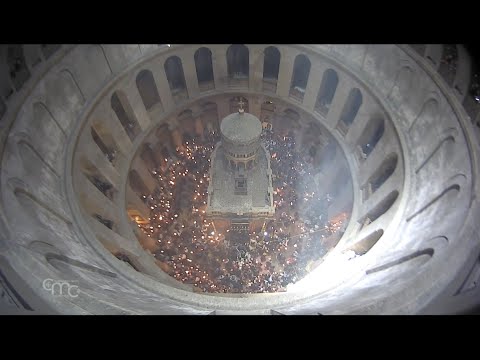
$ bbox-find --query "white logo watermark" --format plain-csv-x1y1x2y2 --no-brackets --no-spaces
42,278,79,298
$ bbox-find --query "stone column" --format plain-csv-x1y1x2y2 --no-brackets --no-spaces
344,94,378,148
179,50,200,99
276,48,295,98
212,45,228,90
171,127,184,149
123,80,151,131
249,96,262,119
151,58,175,112
216,98,230,120
79,131,121,188
302,63,326,111
131,157,157,194
249,45,264,92
325,75,352,129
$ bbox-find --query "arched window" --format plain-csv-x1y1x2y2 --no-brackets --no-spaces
315,69,338,116
290,54,311,102
227,45,249,86
111,91,140,141
263,46,280,93
136,69,162,112
177,109,195,138
194,47,214,91
337,88,362,135
164,56,188,102
357,116,385,160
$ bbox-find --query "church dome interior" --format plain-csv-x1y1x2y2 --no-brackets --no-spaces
0,44,480,315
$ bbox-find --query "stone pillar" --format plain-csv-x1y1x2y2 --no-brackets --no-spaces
216,98,230,120
179,50,199,99
212,46,228,90
276,48,295,98
131,157,157,194
151,59,175,112
325,75,352,129
171,127,184,149
80,174,117,221
194,116,204,137
344,94,378,148
249,45,264,92
123,80,152,131
249,96,262,119
302,63,326,111
79,131,121,188
357,124,397,182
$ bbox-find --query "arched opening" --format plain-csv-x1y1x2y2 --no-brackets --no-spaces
111,91,141,141
289,54,311,102
356,116,385,161
90,126,119,164
226,44,249,87
315,69,339,116
337,88,362,135
164,56,188,103
363,153,398,201
359,191,399,230
7,45,30,91
136,69,162,112
263,46,280,93
194,47,214,91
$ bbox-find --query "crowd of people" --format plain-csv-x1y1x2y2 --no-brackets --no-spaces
135,125,350,293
